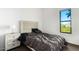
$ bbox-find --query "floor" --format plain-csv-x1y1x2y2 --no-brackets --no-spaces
63,43,79,51
9,43,79,51
9,45,31,51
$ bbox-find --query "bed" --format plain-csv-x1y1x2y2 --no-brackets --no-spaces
18,21,67,51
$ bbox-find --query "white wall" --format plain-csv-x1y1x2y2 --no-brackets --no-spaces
42,8,59,34
0,8,43,50
19,8,43,30
42,8,79,45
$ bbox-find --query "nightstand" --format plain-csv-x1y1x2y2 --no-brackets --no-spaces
5,33,21,51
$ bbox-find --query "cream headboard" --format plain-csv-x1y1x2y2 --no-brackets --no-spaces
19,21,38,33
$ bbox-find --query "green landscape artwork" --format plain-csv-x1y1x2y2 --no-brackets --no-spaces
60,9,71,33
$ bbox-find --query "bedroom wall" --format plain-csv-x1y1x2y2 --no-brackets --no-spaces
19,8,43,30
0,8,43,50
42,8,79,45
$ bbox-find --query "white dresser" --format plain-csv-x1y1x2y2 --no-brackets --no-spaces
5,33,20,51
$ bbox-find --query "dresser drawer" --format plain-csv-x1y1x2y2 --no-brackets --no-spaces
5,33,20,40
7,39,19,44
5,33,21,51
6,41,20,50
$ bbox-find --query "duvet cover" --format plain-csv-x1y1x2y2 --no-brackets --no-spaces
19,33,67,51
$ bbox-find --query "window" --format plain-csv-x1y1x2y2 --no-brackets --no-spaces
60,9,72,34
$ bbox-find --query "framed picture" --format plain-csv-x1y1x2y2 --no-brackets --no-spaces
60,9,72,34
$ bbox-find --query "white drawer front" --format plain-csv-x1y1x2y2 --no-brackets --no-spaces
6,41,20,50
7,39,18,43
6,35,19,40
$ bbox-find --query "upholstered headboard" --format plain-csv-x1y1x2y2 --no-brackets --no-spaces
19,21,38,33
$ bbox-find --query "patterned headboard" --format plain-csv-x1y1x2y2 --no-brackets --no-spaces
19,21,38,33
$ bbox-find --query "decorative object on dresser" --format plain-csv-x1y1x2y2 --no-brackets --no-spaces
5,33,20,51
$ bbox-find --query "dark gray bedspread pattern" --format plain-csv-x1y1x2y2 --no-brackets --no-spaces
24,33,66,51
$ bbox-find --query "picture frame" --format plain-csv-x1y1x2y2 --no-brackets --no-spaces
59,9,72,34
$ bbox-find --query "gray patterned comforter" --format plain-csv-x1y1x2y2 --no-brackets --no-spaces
24,33,66,51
